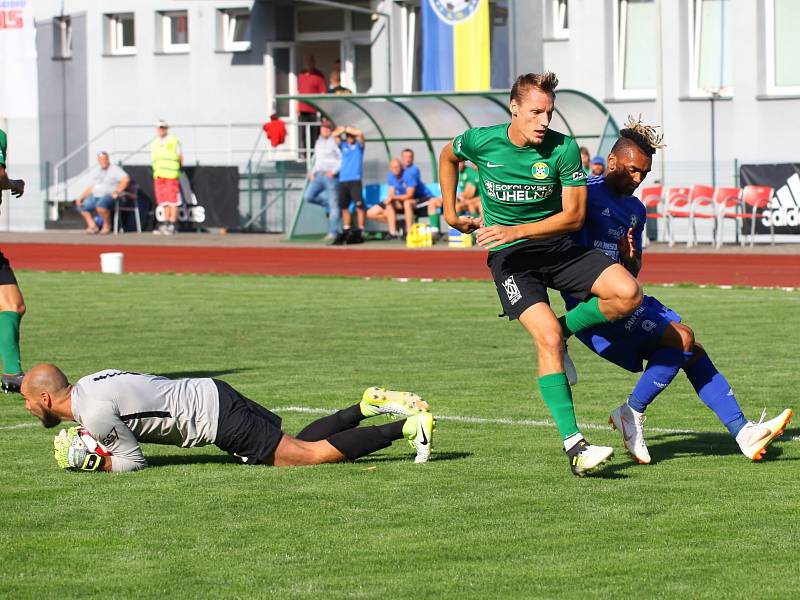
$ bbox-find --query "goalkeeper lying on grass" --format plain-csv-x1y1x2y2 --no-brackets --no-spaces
22,363,435,472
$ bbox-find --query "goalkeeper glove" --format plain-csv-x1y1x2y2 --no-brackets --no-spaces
53,428,104,472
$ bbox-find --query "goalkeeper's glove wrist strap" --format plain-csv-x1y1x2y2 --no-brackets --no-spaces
80,453,103,472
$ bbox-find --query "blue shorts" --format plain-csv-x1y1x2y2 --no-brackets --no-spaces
574,295,682,373
78,194,114,212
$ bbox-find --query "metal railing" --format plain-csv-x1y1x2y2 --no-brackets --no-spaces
48,120,321,220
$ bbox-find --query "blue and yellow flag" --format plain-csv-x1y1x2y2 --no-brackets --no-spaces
421,0,490,92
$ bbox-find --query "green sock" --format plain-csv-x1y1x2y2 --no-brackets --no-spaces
429,214,440,230
538,372,579,440
558,296,610,339
0,311,22,374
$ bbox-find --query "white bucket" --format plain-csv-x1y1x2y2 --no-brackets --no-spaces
100,252,124,275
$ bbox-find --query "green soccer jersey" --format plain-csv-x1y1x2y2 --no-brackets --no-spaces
0,129,7,167
453,123,587,250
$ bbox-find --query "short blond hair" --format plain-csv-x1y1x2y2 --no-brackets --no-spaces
510,72,559,103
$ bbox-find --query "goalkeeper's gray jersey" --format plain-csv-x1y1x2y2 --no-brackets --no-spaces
70,370,220,472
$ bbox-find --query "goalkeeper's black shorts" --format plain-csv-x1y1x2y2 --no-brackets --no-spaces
0,250,18,286
213,379,284,465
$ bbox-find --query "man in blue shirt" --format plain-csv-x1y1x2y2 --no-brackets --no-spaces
332,125,366,245
563,119,792,465
399,148,442,238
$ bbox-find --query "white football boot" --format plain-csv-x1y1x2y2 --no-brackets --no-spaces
564,437,614,477
736,408,793,461
609,402,651,464
563,343,578,386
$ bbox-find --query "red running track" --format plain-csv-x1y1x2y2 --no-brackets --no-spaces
3,243,799,287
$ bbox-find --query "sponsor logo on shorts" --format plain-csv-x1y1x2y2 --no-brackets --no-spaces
531,162,550,180
502,275,522,305
602,208,611,216
623,305,646,332
642,320,657,333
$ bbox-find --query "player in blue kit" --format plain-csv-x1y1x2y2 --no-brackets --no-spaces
562,118,792,464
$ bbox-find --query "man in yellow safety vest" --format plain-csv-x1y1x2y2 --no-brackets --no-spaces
150,120,183,235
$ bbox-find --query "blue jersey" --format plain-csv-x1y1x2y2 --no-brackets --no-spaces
338,141,364,183
563,175,679,372
401,164,432,199
573,175,646,262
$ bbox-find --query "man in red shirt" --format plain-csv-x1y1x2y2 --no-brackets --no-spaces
297,54,327,151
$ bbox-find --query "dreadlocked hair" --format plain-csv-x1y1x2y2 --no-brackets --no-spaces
615,115,666,157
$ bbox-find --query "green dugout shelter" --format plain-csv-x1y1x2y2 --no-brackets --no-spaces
282,90,619,238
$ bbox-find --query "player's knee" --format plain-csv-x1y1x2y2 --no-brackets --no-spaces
533,327,564,354
617,280,643,314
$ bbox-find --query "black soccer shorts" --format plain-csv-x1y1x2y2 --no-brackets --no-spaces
338,180,364,210
487,235,615,320
213,379,284,464
0,250,18,286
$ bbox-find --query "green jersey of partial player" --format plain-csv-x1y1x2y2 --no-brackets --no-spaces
452,123,587,250
0,129,7,167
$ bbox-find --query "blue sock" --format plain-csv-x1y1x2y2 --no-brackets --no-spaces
683,353,747,437
627,347,687,413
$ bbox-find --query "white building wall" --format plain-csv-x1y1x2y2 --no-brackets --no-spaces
543,0,800,189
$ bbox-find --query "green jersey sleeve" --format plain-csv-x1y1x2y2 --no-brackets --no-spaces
0,129,7,167
452,128,477,163
557,137,587,187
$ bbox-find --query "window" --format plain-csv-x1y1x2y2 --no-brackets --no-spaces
52,16,72,60
219,8,251,52
765,0,800,95
690,0,732,95
614,0,656,98
296,7,345,33
161,11,189,53
107,13,135,55
554,0,569,38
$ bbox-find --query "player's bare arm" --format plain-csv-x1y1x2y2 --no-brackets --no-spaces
440,141,481,233
476,185,586,250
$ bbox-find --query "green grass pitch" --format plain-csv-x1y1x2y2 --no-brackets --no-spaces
1,271,799,598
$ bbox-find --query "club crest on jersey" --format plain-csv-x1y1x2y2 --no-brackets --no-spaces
429,0,481,24
531,162,550,180
502,275,522,305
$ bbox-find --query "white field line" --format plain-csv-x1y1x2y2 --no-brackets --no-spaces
4,408,798,442
274,406,799,441
0,422,37,431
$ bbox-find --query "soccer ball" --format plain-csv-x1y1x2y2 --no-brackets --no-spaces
77,428,112,457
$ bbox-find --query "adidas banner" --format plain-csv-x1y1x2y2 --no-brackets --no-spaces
739,163,800,236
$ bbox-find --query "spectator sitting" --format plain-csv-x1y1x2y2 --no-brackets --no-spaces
303,118,342,242
399,148,442,239
331,124,365,245
263,113,286,148
590,155,606,176
75,151,130,235
459,161,482,217
366,159,406,239
328,71,352,95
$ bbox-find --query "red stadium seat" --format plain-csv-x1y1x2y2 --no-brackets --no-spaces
712,187,742,247
665,187,691,247
688,184,717,247
638,185,664,247
740,185,775,247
